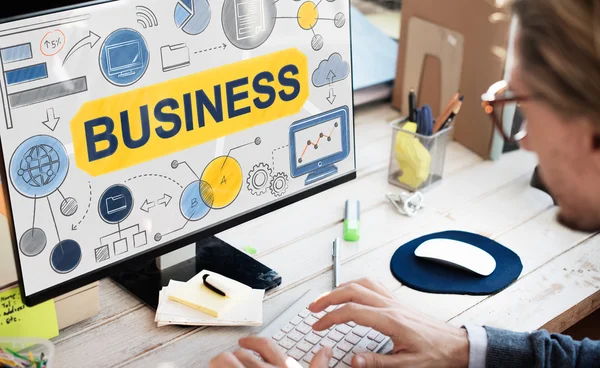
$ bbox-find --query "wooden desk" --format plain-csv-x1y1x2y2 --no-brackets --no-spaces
51,102,600,367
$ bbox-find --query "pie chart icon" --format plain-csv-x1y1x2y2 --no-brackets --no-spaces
174,0,211,35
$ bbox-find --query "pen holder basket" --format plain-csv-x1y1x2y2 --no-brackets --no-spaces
388,117,453,192
0,337,55,367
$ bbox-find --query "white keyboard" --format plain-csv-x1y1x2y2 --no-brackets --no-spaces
258,289,391,367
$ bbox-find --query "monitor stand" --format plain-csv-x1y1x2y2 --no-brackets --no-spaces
110,236,281,309
305,164,338,185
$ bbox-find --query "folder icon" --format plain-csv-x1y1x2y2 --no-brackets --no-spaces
160,44,190,72
106,195,127,215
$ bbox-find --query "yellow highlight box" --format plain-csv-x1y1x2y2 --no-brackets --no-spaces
71,48,309,176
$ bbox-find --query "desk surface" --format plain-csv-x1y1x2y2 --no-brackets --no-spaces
51,102,600,367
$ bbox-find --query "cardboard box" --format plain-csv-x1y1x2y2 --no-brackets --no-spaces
392,0,511,159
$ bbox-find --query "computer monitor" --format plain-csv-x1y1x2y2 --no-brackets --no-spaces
290,106,351,185
0,0,355,307
106,40,144,77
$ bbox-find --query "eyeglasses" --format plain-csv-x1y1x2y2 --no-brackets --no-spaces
481,80,531,143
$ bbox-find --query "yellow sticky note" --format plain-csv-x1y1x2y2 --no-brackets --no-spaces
0,286,59,339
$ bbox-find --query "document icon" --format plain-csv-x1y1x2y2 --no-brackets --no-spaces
160,44,190,72
106,195,127,215
234,0,265,41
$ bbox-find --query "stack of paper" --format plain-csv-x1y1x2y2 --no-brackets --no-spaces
155,270,265,327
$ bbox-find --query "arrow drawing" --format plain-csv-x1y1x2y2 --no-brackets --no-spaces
62,31,101,66
327,88,336,104
141,199,156,213
327,71,336,87
157,194,172,207
42,108,60,131
194,43,227,55
141,194,172,213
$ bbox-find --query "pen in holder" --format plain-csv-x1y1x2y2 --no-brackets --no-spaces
388,117,453,192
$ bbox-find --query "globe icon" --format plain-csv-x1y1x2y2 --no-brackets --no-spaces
10,135,69,199
17,144,60,187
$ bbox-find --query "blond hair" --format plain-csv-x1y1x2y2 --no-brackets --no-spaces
511,0,600,122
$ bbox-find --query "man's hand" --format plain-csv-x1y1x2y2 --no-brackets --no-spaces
308,278,470,368
209,336,332,367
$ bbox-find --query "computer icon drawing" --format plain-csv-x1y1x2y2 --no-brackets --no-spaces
234,0,265,40
289,106,351,186
106,40,144,78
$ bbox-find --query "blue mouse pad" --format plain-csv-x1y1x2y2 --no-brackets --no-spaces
390,231,523,295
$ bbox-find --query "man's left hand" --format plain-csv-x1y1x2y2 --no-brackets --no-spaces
209,336,332,367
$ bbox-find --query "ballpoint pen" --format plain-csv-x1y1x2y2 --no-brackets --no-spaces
332,237,341,288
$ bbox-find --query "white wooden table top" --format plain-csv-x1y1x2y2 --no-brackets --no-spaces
51,102,600,367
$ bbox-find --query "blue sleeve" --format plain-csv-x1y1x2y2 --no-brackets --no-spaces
484,326,600,368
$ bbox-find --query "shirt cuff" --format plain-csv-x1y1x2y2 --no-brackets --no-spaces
462,324,488,368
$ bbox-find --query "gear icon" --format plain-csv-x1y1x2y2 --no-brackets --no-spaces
247,163,272,196
270,172,289,197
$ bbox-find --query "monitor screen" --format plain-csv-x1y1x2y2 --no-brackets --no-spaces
294,116,343,168
0,0,355,306
107,41,143,74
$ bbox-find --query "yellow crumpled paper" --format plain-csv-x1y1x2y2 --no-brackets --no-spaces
394,122,431,188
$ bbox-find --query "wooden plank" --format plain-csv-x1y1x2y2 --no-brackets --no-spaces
55,279,143,343
53,306,189,368
450,234,600,333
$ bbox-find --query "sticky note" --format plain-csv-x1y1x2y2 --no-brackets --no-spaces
0,286,59,339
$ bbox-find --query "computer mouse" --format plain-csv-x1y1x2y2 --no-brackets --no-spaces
414,238,496,276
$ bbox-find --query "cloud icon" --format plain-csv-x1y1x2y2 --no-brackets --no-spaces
312,53,350,87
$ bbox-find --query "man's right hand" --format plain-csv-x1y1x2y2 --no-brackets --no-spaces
308,278,470,368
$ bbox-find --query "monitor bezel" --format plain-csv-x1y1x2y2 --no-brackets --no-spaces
0,0,358,307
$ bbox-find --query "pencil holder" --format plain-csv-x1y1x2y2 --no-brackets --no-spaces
388,117,453,192
0,337,55,367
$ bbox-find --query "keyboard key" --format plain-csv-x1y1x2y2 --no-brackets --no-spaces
279,337,296,350
304,316,318,326
325,305,337,313
299,309,311,318
375,334,385,343
299,361,310,368
367,331,379,340
277,344,288,354
328,330,345,342
353,346,368,354
329,325,335,330
314,329,329,337
288,330,304,342
304,352,315,363
305,333,321,345
282,324,294,333
297,323,312,335
288,348,305,360
312,311,327,319
347,321,357,327
328,359,339,367
312,345,322,354
297,340,314,353
345,334,361,345
337,363,351,368
342,353,355,365
336,341,353,353
272,331,286,341
320,338,336,348
291,316,303,325
336,324,352,335
332,348,345,360
367,342,379,351
352,326,371,337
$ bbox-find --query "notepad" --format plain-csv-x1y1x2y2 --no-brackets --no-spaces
156,280,264,327
167,270,257,318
